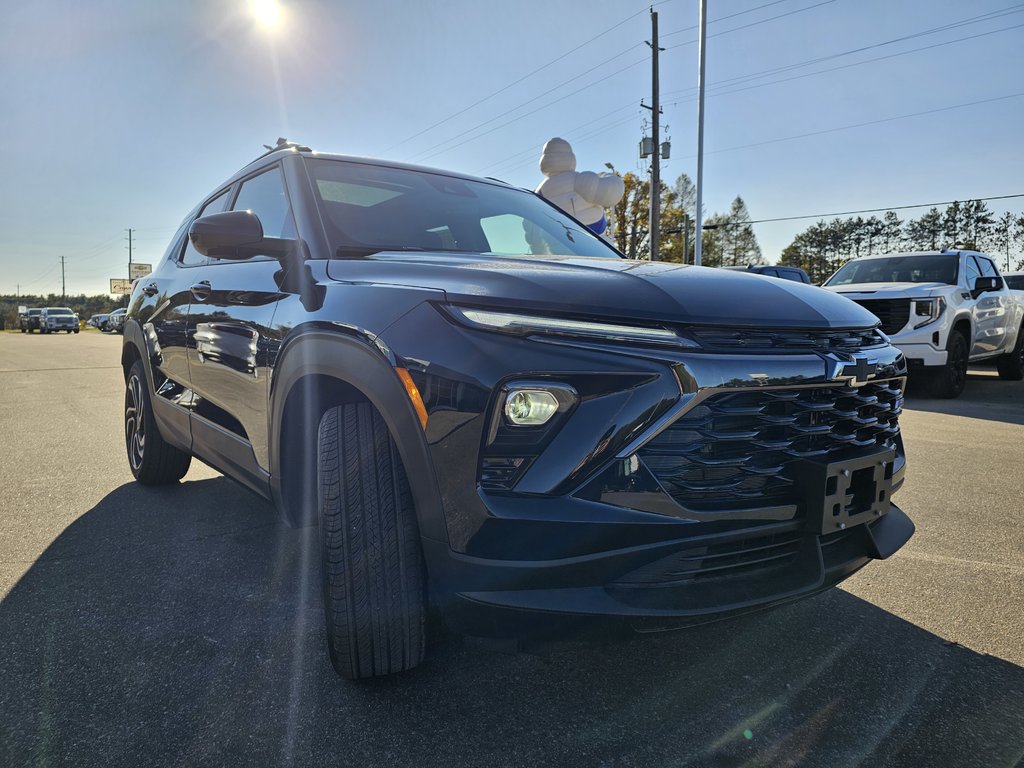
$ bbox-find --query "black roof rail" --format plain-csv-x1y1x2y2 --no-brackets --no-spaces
253,137,312,163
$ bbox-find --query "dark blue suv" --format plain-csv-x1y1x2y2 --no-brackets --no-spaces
122,141,913,679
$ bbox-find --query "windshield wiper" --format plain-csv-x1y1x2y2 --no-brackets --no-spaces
334,245,426,259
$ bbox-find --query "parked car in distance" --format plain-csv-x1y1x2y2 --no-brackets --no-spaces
87,313,110,329
722,264,812,283
105,308,127,333
122,141,914,680
19,307,42,333
823,250,1024,397
39,307,79,334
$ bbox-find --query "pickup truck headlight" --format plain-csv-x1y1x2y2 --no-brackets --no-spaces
913,297,946,329
445,306,699,348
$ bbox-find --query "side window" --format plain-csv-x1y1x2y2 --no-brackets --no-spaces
978,258,999,278
231,166,296,241
179,189,233,267
964,256,981,287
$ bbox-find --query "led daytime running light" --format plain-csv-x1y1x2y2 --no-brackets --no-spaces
451,307,691,346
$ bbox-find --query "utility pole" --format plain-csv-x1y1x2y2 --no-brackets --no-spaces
60,256,66,301
126,228,134,278
694,0,708,266
648,9,662,261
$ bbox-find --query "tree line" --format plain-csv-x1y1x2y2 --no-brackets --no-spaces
778,200,1024,283
607,168,764,267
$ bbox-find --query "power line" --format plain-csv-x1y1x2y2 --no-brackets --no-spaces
664,0,837,50
479,11,1024,179
404,0,838,165
668,20,1024,104
682,91,1024,158
730,193,1024,226
663,5,1024,99
382,2,661,154
660,0,797,39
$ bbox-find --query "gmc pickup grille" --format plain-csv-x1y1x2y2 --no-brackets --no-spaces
688,326,887,354
639,380,903,513
850,299,910,335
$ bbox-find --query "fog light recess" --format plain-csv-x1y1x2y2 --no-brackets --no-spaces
504,389,560,426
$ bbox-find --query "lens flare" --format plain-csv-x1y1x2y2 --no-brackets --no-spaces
249,0,282,30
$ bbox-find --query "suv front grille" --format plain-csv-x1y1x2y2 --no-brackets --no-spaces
688,326,886,354
850,299,910,335
639,380,903,513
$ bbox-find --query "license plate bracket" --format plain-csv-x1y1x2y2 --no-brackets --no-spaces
791,448,896,535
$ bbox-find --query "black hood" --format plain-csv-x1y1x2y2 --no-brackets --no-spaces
327,253,879,330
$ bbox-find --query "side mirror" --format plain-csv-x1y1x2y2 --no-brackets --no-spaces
189,211,295,260
971,275,1000,298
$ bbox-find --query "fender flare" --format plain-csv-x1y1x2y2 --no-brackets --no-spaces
948,311,974,343
268,329,448,544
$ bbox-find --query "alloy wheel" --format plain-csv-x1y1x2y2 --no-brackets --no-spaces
125,373,146,471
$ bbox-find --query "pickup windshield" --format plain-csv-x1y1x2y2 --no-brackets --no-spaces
48,308,74,315
825,254,959,286
307,158,622,260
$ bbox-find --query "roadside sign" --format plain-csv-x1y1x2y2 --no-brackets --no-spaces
110,278,133,294
129,263,152,279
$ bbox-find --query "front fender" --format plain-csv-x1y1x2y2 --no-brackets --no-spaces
268,328,448,543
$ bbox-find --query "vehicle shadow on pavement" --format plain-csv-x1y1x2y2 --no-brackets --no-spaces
2,478,1022,768
904,371,1024,426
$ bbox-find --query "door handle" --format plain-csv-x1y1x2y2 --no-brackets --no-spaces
142,281,159,297
190,280,212,300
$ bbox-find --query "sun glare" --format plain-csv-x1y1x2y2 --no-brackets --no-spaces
249,0,282,30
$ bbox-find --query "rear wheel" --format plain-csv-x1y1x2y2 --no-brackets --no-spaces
317,403,426,679
125,359,191,484
930,331,969,398
996,326,1024,380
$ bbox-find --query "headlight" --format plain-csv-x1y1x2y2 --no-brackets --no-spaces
445,306,699,347
913,297,946,329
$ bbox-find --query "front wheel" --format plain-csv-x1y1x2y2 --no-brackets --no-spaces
317,403,426,679
930,331,969,398
125,360,191,484
996,326,1024,380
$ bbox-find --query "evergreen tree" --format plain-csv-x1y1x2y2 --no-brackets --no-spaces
882,210,904,252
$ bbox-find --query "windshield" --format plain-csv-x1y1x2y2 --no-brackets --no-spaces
307,158,622,260
48,308,74,315
28,309,41,316
825,254,959,286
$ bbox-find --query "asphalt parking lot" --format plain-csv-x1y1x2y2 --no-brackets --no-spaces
1,331,1022,768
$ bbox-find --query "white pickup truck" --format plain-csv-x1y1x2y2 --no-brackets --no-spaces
823,250,1024,397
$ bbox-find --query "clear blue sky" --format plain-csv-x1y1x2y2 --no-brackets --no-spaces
2,0,1022,296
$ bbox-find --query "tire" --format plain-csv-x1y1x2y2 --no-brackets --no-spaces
125,359,191,484
20,328,25,333
996,326,1024,381
73,329,79,334
317,403,426,679
931,331,969,398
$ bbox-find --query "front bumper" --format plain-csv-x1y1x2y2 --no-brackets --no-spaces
383,305,913,639
429,503,914,639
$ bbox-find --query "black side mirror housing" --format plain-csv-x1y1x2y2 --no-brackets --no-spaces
189,211,295,260
971,275,1000,298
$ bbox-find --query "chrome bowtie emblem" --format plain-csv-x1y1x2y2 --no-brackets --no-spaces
824,353,879,386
